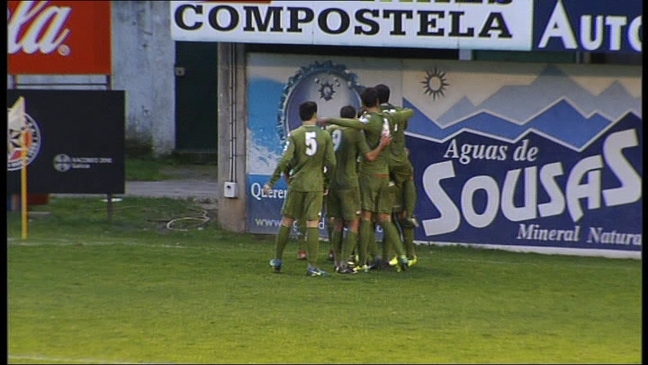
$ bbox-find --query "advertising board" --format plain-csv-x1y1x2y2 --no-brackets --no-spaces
246,53,642,255
171,0,534,51
8,1,112,75
7,90,125,194
533,0,642,53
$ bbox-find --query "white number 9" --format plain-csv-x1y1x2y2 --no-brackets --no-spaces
331,129,342,151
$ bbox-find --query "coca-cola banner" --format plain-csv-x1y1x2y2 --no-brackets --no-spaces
7,89,125,194
8,1,112,75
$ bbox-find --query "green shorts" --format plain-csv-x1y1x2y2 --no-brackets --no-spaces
282,189,323,221
390,182,403,213
326,186,361,221
359,174,394,215
389,158,414,186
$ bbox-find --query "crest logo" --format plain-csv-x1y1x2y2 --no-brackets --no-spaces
277,60,363,141
7,99,42,171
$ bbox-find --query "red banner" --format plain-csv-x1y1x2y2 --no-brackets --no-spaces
8,1,112,75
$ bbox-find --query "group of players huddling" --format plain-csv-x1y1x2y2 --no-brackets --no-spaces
263,85,419,276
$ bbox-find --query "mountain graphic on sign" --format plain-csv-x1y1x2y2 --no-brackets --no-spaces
405,99,632,151
434,65,641,127
406,65,641,151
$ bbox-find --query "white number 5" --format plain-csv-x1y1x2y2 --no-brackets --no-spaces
305,132,317,156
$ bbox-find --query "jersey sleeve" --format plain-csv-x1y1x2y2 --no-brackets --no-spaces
328,117,368,130
391,108,414,126
356,130,371,156
268,136,295,187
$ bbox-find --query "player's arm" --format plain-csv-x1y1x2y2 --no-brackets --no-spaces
357,130,391,162
318,117,368,130
323,134,337,191
390,108,414,126
283,166,293,185
264,137,295,192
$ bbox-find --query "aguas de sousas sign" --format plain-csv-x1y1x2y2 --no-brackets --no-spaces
170,0,533,50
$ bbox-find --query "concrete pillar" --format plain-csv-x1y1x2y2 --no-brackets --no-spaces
217,43,248,232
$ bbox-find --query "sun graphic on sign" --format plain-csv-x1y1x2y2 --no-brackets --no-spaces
421,67,450,101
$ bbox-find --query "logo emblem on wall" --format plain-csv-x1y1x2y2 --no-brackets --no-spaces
7,107,42,172
422,66,450,101
277,60,364,141
53,154,73,172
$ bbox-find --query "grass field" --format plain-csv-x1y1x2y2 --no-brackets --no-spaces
7,197,642,364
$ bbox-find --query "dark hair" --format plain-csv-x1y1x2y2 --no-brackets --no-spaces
340,105,356,119
375,84,390,104
360,87,379,108
299,101,318,121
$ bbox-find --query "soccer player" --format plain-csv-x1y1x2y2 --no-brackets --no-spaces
318,87,413,272
383,172,418,268
282,167,309,260
375,84,419,266
264,101,336,277
326,105,391,274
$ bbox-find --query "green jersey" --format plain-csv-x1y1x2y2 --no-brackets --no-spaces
380,103,414,166
326,124,370,190
328,109,410,175
268,124,336,192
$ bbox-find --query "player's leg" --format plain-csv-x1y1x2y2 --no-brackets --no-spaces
402,161,418,227
376,178,408,272
323,197,335,261
367,218,382,269
399,217,417,265
392,160,418,227
384,182,403,268
296,219,307,260
337,187,361,274
327,216,336,261
358,174,379,272
270,191,298,273
326,188,344,268
303,191,328,276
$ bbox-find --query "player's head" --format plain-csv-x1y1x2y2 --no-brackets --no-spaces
360,87,379,108
299,101,318,121
375,84,390,104
340,105,356,119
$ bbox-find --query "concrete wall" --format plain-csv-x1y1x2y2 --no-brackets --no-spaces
8,1,176,156
217,43,248,233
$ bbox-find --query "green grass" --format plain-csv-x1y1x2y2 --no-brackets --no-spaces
125,157,177,181
7,197,642,364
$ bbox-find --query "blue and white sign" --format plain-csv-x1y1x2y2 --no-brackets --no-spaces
172,0,534,51
246,54,401,236
247,53,642,255
403,60,642,253
533,0,642,53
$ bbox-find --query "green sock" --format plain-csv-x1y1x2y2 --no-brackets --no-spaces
403,179,417,219
382,220,405,257
341,230,358,266
359,220,372,266
401,222,416,258
331,229,343,265
382,230,394,260
367,227,380,262
306,227,320,267
297,222,306,252
275,225,291,261
327,219,335,253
